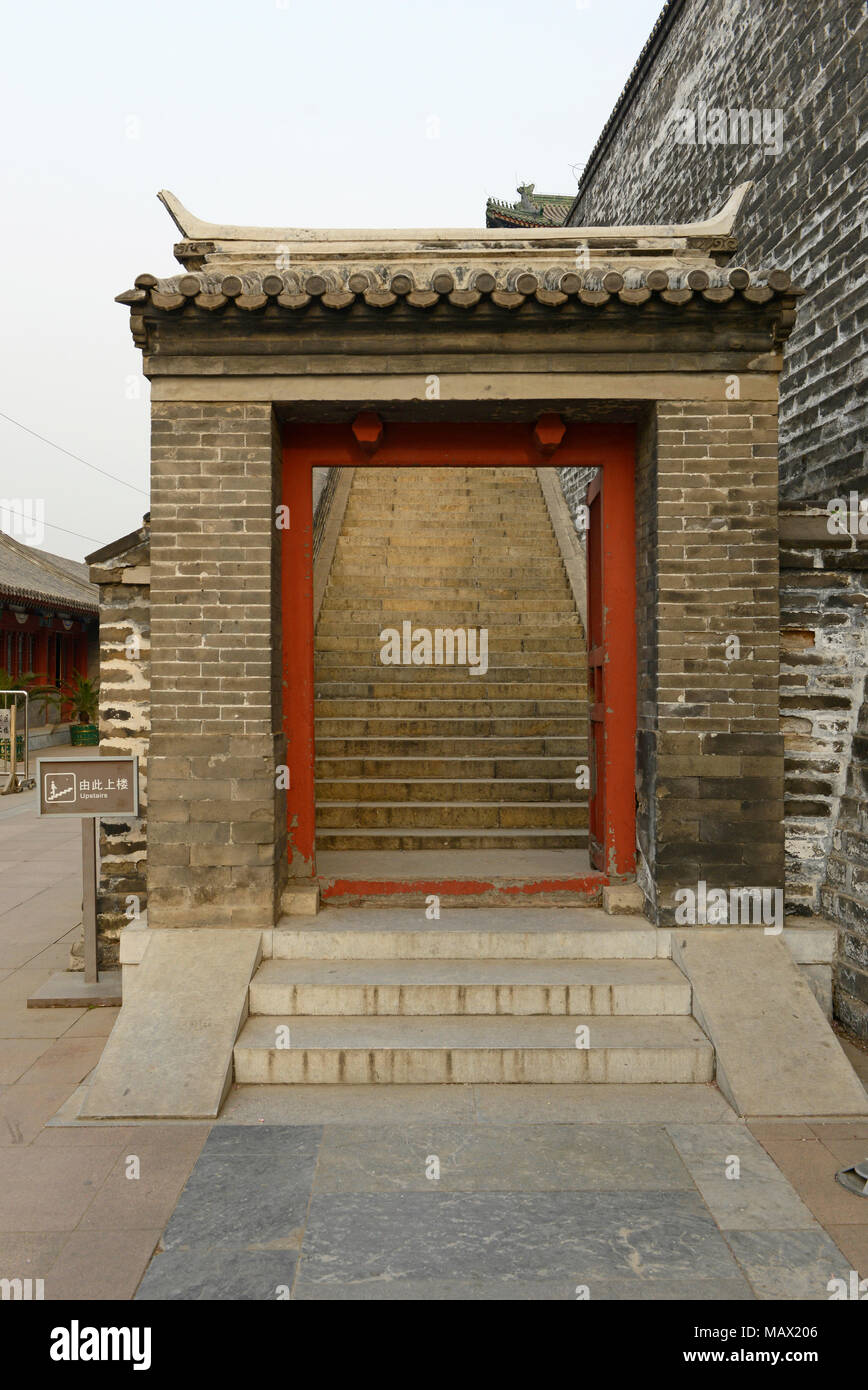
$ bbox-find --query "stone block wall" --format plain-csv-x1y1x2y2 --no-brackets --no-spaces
567,0,867,506
779,515,868,916
825,692,868,1037
146,401,286,928
78,520,150,970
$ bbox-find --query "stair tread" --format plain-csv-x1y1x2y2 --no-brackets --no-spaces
236,1013,710,1049
252,957,687,987
275,906,651,933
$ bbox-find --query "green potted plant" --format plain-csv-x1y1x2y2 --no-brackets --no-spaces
59,672,100,746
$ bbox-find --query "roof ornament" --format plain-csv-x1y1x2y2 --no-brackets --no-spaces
157,182,754,246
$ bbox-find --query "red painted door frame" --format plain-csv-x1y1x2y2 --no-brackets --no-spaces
281,420,637,880
585,440,637,877
279,447,316,872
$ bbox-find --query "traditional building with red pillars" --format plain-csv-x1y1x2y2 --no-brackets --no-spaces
0,530,97,735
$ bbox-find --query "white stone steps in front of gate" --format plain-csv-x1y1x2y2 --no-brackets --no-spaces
271,908,656,960
233,1013,713,1084
248,956,692,1017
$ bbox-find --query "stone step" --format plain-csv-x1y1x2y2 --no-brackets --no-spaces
338,543,556,559
314,736,585,757
315,660,584,680
341,521,554,537
315,756,582,778
316,828,588,850
314,716,586,736
233,1013,713,1084
329,565,567,583
248,957,691,1017
316,802,589,829
316,700,584,721
316,613,580,630
273,907,656,959
336,533,560,550
317,778,583,803
315,635,584,653
315,683,587,702
321,594,576,610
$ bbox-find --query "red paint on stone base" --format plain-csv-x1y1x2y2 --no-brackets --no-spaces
320,873,606,904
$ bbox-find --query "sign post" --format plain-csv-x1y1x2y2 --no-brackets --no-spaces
0,692,35,794
28,756,138,1006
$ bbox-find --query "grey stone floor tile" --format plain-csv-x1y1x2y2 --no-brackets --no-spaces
159,1127,321,1253
298,1190,742,1284
200,1123,322,1158
292,1274,755,1300
313,1123,694,1194
135,1247,297,1301
723,1228,854,1300
665,1123,817,1230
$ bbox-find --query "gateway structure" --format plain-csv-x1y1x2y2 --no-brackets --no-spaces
76,186,867,1119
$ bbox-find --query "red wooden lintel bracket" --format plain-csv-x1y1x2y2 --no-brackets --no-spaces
351,411,384,456
533,413,566,457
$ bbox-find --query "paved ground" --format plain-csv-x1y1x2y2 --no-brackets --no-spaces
133,1117,856,1301
1,763,867,1301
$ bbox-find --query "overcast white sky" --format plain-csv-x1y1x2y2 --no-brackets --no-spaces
0,0,664,561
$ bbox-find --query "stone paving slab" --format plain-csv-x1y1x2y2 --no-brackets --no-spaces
137,1248,298,1301
296,1189,744,1285
291,1275,756,1301
312,1122,695,1193
665,1123,818,1230
130,1120,857,1300
158,1126,321,1254
722,1228,853,1301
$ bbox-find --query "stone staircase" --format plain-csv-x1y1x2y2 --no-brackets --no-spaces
314,466,588,851
233,908,714,1084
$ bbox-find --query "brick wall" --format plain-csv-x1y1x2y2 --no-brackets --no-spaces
147,401,286,928
637,399,784,920
568,0,867,506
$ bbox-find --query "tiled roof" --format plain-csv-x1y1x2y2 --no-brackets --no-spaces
487,184,574,228
118,264,799,315
0,531,98,613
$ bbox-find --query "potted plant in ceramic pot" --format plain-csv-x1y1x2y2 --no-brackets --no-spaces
61,672,100,746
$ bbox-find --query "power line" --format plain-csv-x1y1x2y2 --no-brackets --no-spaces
0,410,149,497
0,508,100,545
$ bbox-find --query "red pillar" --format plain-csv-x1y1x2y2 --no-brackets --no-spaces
599,436,637,877
280,444,316,873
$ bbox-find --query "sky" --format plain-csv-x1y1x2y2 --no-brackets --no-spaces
0,0,664,561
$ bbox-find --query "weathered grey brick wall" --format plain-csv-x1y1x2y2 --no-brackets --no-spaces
825,691,868,1037
74,524,150,969
558,465,596,520
147,401,286,928
779,515,868,918
568,0,867,506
